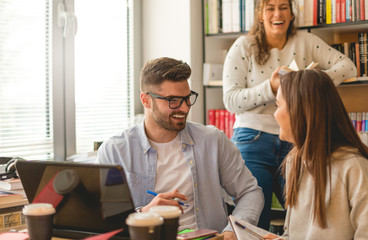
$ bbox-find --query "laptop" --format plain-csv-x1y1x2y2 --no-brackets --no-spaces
15,159,135,239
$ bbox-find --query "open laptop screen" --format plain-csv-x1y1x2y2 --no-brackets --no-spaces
15,159,134,239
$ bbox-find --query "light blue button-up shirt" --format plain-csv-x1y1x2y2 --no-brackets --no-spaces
96,120,264,233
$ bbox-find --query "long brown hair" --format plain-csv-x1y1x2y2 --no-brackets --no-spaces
280,70,368,228
248,0,297,65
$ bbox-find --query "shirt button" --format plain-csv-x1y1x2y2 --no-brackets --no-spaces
194,183,197,187
182,144,186,148
196,208,199,211
189,160,194,165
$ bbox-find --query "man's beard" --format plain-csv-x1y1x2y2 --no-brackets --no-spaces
151,102,187,132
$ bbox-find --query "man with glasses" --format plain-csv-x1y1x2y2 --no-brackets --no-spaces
96,57,263,240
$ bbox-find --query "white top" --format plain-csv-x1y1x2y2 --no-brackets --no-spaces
149,134,196,230
223,31,357,134
282,148,368,240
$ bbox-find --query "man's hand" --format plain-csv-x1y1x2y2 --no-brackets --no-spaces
141,189,187,213
222,231,236,240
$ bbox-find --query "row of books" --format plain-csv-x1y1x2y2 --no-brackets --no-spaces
318,0,367,25
204,0,255,34
207,109,236,139
332,33,368,78
204,0,368,35
300,0,368,26
349,112,368,132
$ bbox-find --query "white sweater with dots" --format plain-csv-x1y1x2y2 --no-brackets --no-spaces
223,31,357,135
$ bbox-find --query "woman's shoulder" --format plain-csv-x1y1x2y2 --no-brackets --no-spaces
227,35,257,58
292,31,323,42
294,30,313,37
232,35,256,48
331,147,368,170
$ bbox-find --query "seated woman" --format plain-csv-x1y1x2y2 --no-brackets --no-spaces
264,70,368,239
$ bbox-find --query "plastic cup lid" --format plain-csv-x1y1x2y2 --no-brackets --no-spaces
22,203,56,216
53,169,80,195
149,205,181,219
126,212,163,227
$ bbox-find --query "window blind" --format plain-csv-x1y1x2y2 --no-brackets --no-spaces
0,0,53,160
74,0,134,154
0,0,135,160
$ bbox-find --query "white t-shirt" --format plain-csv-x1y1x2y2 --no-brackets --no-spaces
149,134,197,230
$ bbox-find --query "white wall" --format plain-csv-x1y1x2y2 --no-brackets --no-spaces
141,0,204,123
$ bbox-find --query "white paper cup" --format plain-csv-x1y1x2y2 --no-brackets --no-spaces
23,203,56,240
149,206,181,240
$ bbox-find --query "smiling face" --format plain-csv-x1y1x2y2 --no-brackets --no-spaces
142,80,191,141
274,87,294,143
261,0,294,47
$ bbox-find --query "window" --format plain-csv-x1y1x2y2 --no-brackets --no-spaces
0,0,135,161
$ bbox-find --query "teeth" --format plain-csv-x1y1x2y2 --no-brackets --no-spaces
273,21,283,25
172,114,185,118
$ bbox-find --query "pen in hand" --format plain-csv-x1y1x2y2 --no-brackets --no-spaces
147,190,189,207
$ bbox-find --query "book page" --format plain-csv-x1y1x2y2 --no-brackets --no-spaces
229,215,274,240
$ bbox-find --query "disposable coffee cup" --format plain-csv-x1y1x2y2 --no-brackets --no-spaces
22,203,56,240
126,212,163,240
149,205,181,240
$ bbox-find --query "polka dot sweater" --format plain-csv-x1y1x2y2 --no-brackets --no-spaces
222,31,357,135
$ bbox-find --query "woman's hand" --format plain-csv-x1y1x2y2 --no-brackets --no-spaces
141,189,187,213
222,231,237,240
263,233,283,239
270,67,283,95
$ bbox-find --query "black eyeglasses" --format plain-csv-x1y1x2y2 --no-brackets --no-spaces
146,90,199,109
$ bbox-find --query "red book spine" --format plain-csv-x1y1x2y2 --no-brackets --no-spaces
313,0,318,25
357,112,362,132
360,0,365,20
229,113,236,139
341,0,346,22
208,109,216,126
224,110,230,138
219,109,226,132
336,0,341,23
215,110,220,130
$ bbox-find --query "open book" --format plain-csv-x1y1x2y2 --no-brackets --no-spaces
278,59,319,76
229,215,275,240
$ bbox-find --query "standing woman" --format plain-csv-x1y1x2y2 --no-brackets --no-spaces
222,0,357,230
264,70,368,239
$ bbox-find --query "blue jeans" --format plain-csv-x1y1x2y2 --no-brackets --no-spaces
232,127,292,230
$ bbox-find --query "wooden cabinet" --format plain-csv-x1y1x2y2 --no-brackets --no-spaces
0,198,28,233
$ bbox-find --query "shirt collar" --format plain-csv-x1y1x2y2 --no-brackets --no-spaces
137,120,152,154
180,122,195,146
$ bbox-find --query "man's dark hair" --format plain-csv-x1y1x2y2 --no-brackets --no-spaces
140,57,191,92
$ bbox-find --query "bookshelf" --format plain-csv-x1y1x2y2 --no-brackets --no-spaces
202,1,368,123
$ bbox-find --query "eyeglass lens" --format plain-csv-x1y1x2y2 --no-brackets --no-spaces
169,94,197,109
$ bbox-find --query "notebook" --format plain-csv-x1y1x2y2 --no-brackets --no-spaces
15,159,135,239
229,215,272,240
